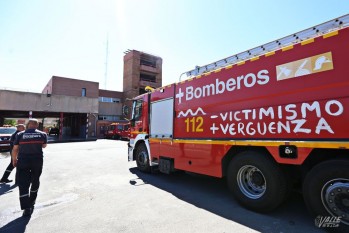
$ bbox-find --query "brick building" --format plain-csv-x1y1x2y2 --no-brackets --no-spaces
0,50,162,139
123,50,162,102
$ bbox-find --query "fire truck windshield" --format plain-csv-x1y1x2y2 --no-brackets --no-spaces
132,99,143,122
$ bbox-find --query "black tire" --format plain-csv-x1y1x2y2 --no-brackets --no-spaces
227,150,289,212
135,143,151,173
303,160,349,232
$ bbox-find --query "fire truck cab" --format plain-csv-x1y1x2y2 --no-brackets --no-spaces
104,122,130,140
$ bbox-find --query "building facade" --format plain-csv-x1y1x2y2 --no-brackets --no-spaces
0,50,163,139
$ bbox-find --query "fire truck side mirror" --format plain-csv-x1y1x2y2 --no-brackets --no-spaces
122,105,129,117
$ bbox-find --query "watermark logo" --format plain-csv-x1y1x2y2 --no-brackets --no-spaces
315,216,341,228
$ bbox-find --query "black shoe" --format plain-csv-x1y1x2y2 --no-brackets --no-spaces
0,178,12,183
22,208,32,217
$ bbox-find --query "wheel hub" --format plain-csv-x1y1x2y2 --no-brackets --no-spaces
251,171,265,187
138,151,148,166
322,179,349,225
237,165,266,199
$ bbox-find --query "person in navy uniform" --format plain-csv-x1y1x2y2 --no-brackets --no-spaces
12,118,47,216
0,124,25,184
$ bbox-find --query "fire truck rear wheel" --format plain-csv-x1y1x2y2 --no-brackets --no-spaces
303,160,349,230
227,151,288,212
135,143,151,173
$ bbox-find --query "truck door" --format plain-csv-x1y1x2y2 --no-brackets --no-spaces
150,98,174,156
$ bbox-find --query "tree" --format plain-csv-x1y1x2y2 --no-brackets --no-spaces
4,119,17,126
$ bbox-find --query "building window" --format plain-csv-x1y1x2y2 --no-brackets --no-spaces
82,88,86,97
140,59,156,68
140,73,156,82
140,54,156,68
98,115,120,121
139,88,146,95
98,97,120,103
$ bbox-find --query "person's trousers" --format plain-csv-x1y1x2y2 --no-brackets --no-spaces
1,156,15,180
17,158,43,210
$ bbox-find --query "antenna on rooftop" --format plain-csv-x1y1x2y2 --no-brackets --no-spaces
104,33,109,89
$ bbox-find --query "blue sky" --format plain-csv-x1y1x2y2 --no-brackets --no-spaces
0,0,348,93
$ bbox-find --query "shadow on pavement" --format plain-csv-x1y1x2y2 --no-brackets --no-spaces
129,167,319,233
0,184,16,196
0,216,30,233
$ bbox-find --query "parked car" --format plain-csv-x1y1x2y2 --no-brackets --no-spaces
0,127,16,152
49,128,59,136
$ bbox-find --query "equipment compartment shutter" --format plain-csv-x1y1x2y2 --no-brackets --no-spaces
150,98,173,138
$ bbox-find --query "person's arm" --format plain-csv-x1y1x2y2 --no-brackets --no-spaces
12,145,19,167
42,132,48,148
9,132,17,153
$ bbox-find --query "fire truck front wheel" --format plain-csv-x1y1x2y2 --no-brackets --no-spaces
303,160,349,230
135,143,151,173
227,151,288,212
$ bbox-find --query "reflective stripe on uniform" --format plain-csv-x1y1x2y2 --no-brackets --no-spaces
30,189,38,193
20,193,29,198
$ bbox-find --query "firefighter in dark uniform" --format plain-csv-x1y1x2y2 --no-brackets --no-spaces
12,118,47,216
0,124,25,183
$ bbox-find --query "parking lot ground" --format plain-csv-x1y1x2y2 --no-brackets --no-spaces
0,140,326,233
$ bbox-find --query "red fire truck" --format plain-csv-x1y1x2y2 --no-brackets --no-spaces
127,15,349,229
104,122,130,140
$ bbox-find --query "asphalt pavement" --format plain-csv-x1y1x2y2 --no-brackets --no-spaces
0,140,326,233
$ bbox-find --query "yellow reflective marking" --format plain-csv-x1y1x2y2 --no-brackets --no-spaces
169,139,348,149
225,64,233,69
237,61,245,66
214,68,222,73
282,45,294,51
250,56,260,61
323,30,339,39
265,51,275,57
301,38,314,45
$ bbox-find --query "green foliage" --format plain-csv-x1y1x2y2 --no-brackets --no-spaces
4,119,17,126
